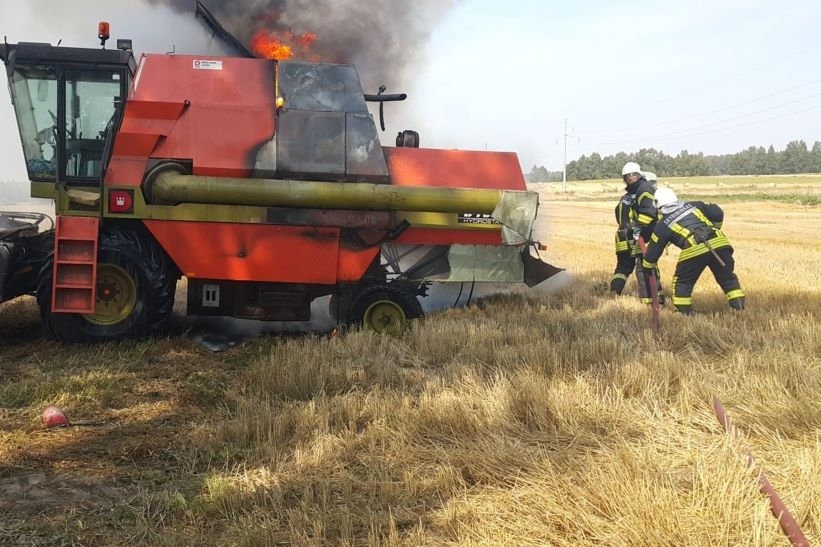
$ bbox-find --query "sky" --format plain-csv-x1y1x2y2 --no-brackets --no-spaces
1,0,820,183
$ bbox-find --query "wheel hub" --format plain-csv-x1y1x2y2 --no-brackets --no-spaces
363,300,407,335
85,264,138,326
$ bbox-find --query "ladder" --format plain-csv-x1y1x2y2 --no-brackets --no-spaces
51,216,99,314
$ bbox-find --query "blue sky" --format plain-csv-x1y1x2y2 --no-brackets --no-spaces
2,0,820,182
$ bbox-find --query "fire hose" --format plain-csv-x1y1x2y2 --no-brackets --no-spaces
712,398,809,547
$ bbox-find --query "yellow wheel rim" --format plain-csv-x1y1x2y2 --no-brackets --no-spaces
363,299,407,335
85,264,138,326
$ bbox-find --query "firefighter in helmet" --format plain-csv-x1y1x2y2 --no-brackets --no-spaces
610,162,664,304
641,186,746,314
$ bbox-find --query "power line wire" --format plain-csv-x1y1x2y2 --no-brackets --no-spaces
589,103,821,148
586,76,821,135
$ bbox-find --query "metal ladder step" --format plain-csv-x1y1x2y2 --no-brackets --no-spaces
51,216,99,313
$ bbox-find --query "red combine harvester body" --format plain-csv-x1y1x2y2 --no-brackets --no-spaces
0,23,561,343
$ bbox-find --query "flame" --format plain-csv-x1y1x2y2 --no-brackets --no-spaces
251,29,318,61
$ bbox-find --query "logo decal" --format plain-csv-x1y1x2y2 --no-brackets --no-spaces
109,189,134,214
457,213,502,225
193,59,223,70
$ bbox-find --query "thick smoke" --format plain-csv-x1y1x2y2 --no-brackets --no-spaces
142,0,457,93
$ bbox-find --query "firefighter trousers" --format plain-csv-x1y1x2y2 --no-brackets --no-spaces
610,251,636,294
671,246,745,314
611,250,664,303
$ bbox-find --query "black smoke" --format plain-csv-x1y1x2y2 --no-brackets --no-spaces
142,0,458,93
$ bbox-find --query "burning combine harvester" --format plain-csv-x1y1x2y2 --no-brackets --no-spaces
0,5,561,343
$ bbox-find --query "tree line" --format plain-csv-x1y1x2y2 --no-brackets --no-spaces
526,139,821,182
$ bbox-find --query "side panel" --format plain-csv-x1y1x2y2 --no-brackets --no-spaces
384,147,524,245
108,54,277,185
143,221,340,284
383,147,527,190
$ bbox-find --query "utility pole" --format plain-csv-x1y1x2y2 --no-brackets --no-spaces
562,118,574,192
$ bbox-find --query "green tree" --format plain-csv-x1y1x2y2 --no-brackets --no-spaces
811,141,821,173
782,140,810,173
526,165,550,183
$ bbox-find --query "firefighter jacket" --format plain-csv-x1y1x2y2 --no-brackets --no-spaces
641,200,732,269
614,192,634,254
626,177,658,240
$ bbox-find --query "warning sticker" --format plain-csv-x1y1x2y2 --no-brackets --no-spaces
193,59,223,70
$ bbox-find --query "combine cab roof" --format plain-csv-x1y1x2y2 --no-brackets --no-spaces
0,42,134,69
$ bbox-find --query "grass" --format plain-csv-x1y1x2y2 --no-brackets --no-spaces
1,176,820,545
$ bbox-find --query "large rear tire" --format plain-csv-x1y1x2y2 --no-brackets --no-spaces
37,226,178,343
345,284,423,335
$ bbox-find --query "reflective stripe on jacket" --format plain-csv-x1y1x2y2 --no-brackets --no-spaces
614,193,633,253
642,200,731,268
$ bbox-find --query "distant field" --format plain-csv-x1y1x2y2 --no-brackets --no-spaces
531,173,821,204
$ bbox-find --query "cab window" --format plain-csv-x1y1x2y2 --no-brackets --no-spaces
7,65,59,181
64,69,121,181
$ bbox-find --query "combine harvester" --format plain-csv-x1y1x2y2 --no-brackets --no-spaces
0,8,561,342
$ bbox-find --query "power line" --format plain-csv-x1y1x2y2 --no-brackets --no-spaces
586,91,821,146
586,76,821,136
559,118,574,191
590,103,821,148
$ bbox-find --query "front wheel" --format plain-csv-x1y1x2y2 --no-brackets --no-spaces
37,226,178,343
345,284,423,335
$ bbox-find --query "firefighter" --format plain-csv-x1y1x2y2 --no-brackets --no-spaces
609,189,637,294
612,162,664,304
641,186,746,315
610,170,661,294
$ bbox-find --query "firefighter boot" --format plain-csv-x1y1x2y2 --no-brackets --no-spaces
610,277,627,295
729,297,746,311
674,304,693,316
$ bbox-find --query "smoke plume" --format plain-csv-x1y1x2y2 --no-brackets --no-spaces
141,0,457,93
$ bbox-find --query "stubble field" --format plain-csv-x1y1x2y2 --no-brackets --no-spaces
0,175,819,545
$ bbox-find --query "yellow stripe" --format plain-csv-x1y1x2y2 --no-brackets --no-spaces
679,235,731,261
726,289,745,300
672,295,692,305
642,258,657,269
616,241,629,252
670,223,692,240
612,273,628,282
692,209,712,225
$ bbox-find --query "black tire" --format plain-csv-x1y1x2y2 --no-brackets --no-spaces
328,293,347,322
344,284,423,335
37,226,178,343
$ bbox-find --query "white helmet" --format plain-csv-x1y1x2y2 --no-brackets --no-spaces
653,186,679,208
622,162,641,176
643,171,657,183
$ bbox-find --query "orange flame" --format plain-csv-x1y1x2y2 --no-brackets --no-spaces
251,29,318,61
